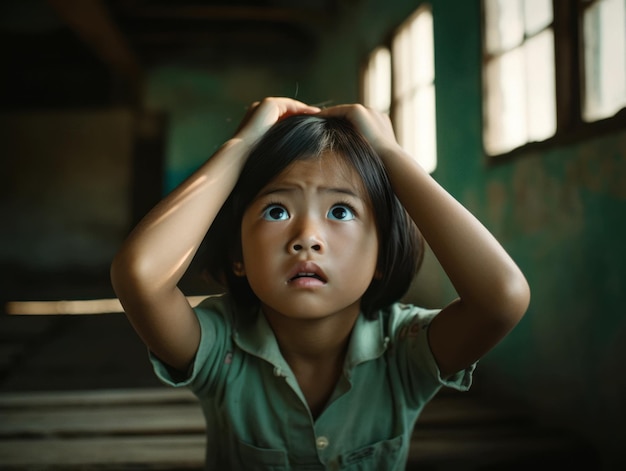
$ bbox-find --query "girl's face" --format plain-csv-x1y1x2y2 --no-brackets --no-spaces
239,151,379,322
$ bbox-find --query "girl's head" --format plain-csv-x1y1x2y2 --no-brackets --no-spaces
203,115,424,319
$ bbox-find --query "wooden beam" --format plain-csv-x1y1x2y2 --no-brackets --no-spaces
46,0,143,103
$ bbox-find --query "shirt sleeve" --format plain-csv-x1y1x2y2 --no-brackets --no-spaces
148,294,234,397
388,303,476,408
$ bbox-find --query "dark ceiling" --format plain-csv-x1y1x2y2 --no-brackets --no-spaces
0,0,353,109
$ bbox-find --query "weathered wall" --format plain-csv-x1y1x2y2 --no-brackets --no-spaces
146,65,321,194
479,134,626,469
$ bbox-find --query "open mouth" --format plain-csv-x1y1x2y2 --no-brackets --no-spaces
287,262,327,285
290,272,325,282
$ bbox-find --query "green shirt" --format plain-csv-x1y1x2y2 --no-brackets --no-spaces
151,294,474,470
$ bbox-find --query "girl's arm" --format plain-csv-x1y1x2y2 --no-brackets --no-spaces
110,98,320,372
318,104,530,376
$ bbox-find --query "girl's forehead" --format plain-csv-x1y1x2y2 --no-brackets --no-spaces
263,151,368,197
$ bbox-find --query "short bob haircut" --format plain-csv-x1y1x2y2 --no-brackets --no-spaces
202,114,424,319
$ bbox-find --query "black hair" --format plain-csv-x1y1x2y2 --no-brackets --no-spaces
202,115,424,319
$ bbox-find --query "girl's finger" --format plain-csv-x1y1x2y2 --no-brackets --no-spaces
270,97,321,119
235,97,320,140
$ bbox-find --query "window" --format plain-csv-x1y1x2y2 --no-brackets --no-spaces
362,5,437,173
363,47,391,115
582,0,626,121
482,0,626,158
483,0,556,155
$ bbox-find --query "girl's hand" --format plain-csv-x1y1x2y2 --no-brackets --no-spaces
316,104,402,157
234,97,321,144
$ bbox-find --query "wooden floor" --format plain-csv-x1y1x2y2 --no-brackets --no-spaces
0,312,601,470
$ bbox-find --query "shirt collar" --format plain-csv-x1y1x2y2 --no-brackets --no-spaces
233,309,388,372
234,309,290,371
345,312,389,369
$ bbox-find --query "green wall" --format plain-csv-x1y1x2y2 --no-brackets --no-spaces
146,0,625,466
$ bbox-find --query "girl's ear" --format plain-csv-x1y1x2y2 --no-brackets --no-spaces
374,268,383,280
232,261,246,277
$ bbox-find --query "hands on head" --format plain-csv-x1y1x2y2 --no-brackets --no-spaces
234,97,401,158
234,97,320,144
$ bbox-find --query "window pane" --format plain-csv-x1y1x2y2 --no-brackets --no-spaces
394,99,408,150
525,29,556,142
484,0,524,53
392,27,410,96
523,0,553,36
392,5,437,172
582,0,626,121
364,47,391,113
410,9,434,85
484,48,527,155
414,85,437,174
483,0,555,155
397,91,436,173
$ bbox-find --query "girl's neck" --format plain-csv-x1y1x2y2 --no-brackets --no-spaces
261,306,360,419
261,306,360,364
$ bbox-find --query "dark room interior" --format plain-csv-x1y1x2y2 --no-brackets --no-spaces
1,0,625,469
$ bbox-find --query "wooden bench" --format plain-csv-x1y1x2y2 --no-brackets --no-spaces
0,387,598,470
0,388,205,470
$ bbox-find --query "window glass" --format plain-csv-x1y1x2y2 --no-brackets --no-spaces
484,48,526,154
391,6,437,173
484,0,626,157
363,47,391,113
524,0,553,35
484,0,524,53
582,0,626,121
525,28,556,142
483,0,555,156
362,5,440,172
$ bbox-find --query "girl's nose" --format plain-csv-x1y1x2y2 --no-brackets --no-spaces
289,218,323,253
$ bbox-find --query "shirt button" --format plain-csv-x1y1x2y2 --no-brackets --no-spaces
316,436,329,450
273,367,282,377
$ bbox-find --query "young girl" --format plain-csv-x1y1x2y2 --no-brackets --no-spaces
111,97,530,470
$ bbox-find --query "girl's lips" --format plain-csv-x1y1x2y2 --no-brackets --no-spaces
287,261,327,284
288,276,326,288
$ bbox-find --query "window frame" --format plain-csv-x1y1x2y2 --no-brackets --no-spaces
481,0,626,163
360,4,437,173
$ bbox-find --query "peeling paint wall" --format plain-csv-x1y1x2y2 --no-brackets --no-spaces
486,135,626,468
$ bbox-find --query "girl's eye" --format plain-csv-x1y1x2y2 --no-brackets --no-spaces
262,204,289,221
328,204,356,221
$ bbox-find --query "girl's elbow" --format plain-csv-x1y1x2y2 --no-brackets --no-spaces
110,252,130,299
495,273,531,327
110,248,149,297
